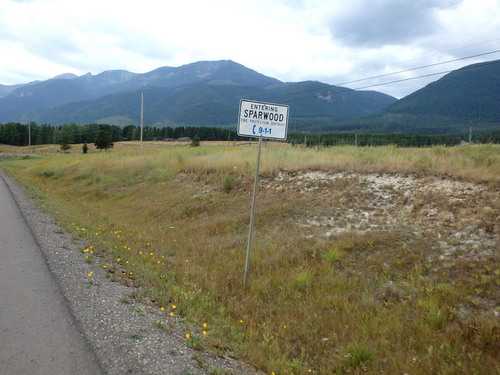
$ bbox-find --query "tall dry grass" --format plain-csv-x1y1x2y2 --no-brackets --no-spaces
2,143,499,375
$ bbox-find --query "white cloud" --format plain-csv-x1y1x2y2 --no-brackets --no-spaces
0,0,499,98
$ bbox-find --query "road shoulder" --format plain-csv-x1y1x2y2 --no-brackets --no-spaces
0,168,261,375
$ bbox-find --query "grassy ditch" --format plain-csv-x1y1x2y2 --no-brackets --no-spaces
2,143,499,374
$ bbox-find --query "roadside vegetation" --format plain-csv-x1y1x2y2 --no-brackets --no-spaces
1,142,499,375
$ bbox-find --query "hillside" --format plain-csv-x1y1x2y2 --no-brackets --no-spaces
1,59,499,134
32,81,396,127
0,60,395,127
339,60,500,134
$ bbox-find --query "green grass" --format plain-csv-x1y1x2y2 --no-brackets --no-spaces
124,332,143,340
129,306,146,316
324,247,343,262
1,143,499,375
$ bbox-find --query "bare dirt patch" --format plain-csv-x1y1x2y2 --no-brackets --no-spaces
263,170,499,271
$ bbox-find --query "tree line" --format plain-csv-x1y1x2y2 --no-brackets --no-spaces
0,122,242,147
0,122,498,148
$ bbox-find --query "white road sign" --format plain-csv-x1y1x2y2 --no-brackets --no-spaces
238,99,289,140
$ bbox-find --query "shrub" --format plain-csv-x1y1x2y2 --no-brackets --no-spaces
324,247,343,262
191,135,201,147
222,174,236,192
346,345,373,368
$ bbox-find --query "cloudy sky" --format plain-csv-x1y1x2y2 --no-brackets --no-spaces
1,0,499,98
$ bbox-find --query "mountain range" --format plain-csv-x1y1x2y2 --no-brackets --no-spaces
0,59,499,134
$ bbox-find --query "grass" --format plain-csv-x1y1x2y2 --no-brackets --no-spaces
129,306,146,316
124,332,143,340
1,142,499,375
324,247,343,262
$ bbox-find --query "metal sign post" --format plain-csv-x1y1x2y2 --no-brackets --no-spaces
244,135,263,288
238,99,289,288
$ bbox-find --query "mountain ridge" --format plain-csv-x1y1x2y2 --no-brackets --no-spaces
0,59,498,134
0,60,396,127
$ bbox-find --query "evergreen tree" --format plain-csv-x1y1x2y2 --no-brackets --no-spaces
94,130,114,151
59,132,72,153
191,134,201,147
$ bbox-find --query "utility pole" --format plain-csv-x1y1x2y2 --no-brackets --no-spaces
140,92,144,151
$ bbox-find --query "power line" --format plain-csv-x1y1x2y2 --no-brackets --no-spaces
374,38,500,72
334,50,500,86
346,58,500,92
279,57,500,105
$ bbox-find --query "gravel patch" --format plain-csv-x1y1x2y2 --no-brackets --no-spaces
1,169,262,375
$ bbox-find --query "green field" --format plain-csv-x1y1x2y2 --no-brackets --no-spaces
1,143,499,375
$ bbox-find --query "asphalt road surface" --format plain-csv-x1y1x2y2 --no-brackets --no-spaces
0,172,105,375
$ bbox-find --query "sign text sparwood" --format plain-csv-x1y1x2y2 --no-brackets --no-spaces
238,99,289,140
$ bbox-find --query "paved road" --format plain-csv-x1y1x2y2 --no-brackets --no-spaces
0,172,105,375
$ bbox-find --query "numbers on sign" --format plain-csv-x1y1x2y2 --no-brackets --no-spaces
252,125,272,135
